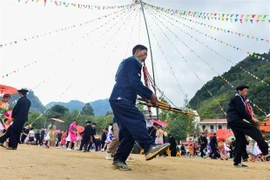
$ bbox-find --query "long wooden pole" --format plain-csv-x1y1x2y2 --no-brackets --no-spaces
139,0,159,119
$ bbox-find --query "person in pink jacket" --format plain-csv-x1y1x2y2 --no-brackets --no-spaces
66,119,77,151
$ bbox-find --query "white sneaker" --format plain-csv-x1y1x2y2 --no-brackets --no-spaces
101,149,105,152
67,148,71,151
105,153,112,160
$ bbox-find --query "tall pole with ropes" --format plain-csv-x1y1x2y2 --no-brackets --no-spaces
138,0,159,120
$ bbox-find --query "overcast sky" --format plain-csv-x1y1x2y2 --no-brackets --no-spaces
0,0,269,108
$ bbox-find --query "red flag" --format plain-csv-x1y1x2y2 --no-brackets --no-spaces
251,14,256,18
240,19,243,23
44,0,47,6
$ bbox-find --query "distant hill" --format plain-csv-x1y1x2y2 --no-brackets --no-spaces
45,99,111,116
9,90,110,116
189,52,270,120
10,90,46,113
90,99,111,116
46,100,84,112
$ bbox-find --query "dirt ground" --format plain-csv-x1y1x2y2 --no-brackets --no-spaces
0,145,269,180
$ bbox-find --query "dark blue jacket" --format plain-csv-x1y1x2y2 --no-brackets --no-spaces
109,56,153,105
209,136,217,147
12,96,31,122
226,94,252,124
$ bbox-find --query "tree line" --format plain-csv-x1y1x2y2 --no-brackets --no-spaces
28,99,197,141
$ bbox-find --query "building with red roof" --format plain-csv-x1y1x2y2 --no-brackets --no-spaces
199,119,227,133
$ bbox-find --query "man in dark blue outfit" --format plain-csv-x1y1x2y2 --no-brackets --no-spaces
109,44,170,170
0,89,31,150
209,133,217,159
227,85,269,167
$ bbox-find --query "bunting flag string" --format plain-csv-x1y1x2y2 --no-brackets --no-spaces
148,9,235,89
152,9,270,87
177,16,269,43
249,100,267,115
124,9,139,56
155,10,269,62
10,59,75,106
149,9,268,114
1,9,128,79
32,59,75,90
138,9,142,42
31,6,138,122
76,6,139,119
19,0,133,10
34,78,78,122
143,2,269,24
147,10,227,116
0,9,124,49
249,53,269,62
99,8,136,58
147,20,193,109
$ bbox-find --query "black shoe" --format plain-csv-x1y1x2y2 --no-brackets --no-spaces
145,143,170,161
0,142,3,147
112,160,131,171
6,147,17,150
233,163,248,167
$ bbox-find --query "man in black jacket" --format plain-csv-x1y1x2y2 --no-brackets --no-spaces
199,132,208,158
209,133,217,159
79,121,93,152
0,89,31,150
226,85,268,167
168,134,177,157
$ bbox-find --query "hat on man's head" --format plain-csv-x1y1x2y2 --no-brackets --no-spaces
86,121,91,124
235,85,249,91
18,88,28,93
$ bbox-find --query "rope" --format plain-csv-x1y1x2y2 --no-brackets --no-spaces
1,9,128,79
177,16,269,44
76,5,139,119
0,9,123,49
146,16,193,109
147,8,227,116
156,10,270,87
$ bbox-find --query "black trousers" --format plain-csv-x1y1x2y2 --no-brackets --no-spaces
101,141,106,149
80,138,90,151
200,145,206,157
66,141,74,149
171,151,177,157
35,138,40,145
110,99,154,162
87,137,98,151
40,136,44,145
242,148,248,160
209,145,218,158
229,120,268,164
20,134,27,144
0,120,25,148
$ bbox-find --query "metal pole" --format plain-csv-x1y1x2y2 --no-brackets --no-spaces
139,0,159,120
